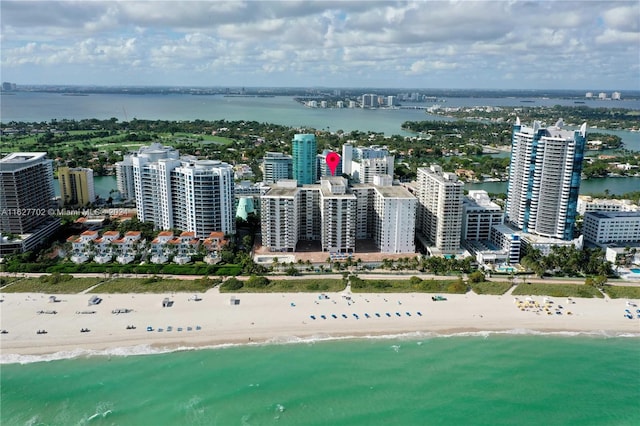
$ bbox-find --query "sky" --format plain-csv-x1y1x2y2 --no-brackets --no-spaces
1,0,639,90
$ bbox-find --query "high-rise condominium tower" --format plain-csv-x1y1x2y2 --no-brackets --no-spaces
0,152,60,253
262,152,292,184
292,134,317,185
58,167,95,206
127,143,235,237
505,118,587,240
416,165,464,253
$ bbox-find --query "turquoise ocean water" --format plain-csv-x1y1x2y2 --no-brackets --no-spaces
2,93,640,424
2,334,639,425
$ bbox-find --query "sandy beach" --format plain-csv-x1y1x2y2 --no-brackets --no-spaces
1,287,638,361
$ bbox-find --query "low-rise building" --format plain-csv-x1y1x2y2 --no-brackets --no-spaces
577,195,639,215
582,211,640,245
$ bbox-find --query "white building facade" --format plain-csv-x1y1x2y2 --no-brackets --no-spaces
505,119,587,240
262,152,292,184
416,165,464,254
582,211,640,245
260,177,416,254
128,143,234,237
462,190,503,241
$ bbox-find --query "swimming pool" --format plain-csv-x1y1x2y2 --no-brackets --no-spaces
630,268,640,274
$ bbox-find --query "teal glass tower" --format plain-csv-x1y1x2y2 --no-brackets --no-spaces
292,133,317,185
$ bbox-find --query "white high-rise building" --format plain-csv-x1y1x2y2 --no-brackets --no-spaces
416,165,464,254
260,176,416,254
505,119,587,240
317,149,343,179
171,159,235,238
370,175,416,253
131,144,180,230
262,152,292,184
462,190,503,241
341,143,354,175
260,180,300,252
129,143,234,237
348,145,394,184
320,177,357,253
115,155,135,200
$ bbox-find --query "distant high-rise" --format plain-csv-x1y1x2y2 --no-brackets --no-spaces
347,145,394,184
361,94,377,108
58,167,95,206
416,165,464,253
505,118,587,240
292,134,317,185
115,156,135,200
262,152,292,184
0,152,60,253
317,149,342,179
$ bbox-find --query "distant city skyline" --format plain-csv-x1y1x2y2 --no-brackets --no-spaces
1,1,638,90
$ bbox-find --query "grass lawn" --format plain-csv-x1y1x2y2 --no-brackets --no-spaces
602,285,640,299
351,278,467,294
90,277,220,293
0,277,103,294
221,278,344,293
512,283,604,298
171,132,235,145
470,281,513,295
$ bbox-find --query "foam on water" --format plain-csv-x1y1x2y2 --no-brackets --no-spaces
2,334,639,425
3,329,638,365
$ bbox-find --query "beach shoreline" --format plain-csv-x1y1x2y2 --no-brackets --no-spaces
1,288,638,362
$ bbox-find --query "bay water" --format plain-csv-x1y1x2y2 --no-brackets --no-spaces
2,334,639,425
2,92,640,425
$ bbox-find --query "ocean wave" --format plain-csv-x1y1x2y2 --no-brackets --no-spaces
0,344,172,365
3,329,638,364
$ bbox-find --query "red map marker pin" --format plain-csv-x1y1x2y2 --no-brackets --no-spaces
325,152,340,176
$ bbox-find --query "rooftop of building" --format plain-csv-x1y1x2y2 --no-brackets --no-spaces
515,118,587,140
0,152,48,170
585,211,640,219
263,186,299,197
0,152,47,163
464,190,502,211
373,184,415,199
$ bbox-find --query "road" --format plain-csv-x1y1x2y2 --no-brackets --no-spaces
2,271,639,286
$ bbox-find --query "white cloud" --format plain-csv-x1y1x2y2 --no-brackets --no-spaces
1,0,638,89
